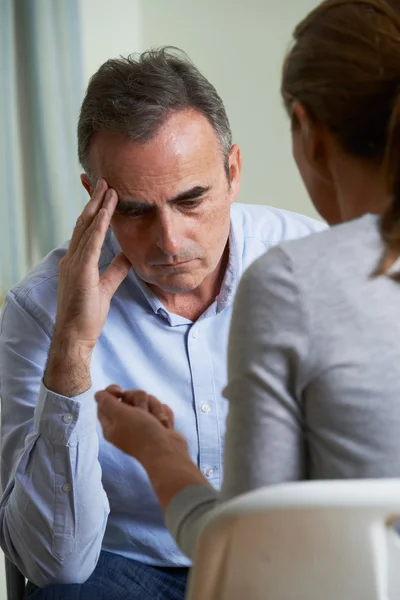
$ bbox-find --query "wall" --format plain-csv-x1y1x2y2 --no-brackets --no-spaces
79,0,142,87
79,0,321,219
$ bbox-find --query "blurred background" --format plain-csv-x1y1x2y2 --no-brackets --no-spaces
1,0,320,304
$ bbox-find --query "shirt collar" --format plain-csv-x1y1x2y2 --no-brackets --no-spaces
215,225,239,314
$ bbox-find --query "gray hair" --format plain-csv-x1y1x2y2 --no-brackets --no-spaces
77,46,232,179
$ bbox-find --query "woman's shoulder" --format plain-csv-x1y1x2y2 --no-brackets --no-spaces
257,214,381,278
238,214,383,311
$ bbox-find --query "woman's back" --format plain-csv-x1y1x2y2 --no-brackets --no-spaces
223,214,400,498
288,214,400,478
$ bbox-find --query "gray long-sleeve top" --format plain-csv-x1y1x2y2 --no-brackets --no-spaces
166,214,400,558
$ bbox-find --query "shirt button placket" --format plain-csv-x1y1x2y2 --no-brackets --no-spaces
62,413,74,425
187,323,220,486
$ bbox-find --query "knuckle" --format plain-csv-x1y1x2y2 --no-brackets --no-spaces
58,256,69,274
75,215,85,229
58,253,74,274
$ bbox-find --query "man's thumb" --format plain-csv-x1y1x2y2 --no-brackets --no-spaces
100,252,131,299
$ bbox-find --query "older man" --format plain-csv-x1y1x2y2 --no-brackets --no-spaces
0,48,324,599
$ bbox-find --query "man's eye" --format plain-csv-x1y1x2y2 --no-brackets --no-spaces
179,200,201,210
117,206,148,218
126,208,146,218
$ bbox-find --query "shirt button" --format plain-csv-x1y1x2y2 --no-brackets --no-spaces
205,467,216,478
62,483,72,493
201,403,211,414
159,309,168,320
62,413,74,424
191,327,199,339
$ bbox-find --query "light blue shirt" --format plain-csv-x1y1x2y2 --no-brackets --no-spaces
0,203,324,586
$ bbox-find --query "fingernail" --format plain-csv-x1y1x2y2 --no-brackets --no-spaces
105,189,114,201
95,179,102,192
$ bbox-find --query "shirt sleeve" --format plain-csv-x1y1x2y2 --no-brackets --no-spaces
165,484,219,559
165,245,309,558
0,292,110,586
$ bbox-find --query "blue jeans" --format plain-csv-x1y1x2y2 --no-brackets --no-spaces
25,551,189,600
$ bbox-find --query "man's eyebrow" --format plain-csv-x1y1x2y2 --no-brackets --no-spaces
115,198,149,211
169,186,210,203
115,186,210,212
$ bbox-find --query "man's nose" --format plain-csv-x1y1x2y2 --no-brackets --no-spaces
155,211,182,257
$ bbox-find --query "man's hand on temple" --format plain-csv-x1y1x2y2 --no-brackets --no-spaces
44,180,131,397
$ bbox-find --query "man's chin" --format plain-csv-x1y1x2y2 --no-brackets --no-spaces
143,270,205,295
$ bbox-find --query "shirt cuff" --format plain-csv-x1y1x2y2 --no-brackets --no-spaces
165,484,219,559
33,381,97,445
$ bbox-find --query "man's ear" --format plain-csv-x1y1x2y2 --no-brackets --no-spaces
228,144,242,204
81,173,94,197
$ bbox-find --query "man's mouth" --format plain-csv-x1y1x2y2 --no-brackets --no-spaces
156,260,193,267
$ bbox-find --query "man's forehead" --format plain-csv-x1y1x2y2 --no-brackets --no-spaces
89,110,224,176
105,163,215,204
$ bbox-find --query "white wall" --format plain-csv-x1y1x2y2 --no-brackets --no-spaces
80,0,142,86
80,0,320,218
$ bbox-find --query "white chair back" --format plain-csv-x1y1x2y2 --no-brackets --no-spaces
186,480,400,600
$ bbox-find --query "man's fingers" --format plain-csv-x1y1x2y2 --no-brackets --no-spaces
79,207,112,269
100,253,132,301
101,185,120,217
68,179,107,255
70,184,119,264
79,188,119,261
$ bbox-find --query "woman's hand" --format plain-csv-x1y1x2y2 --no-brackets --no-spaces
95,385,209,511
95,386,188,466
